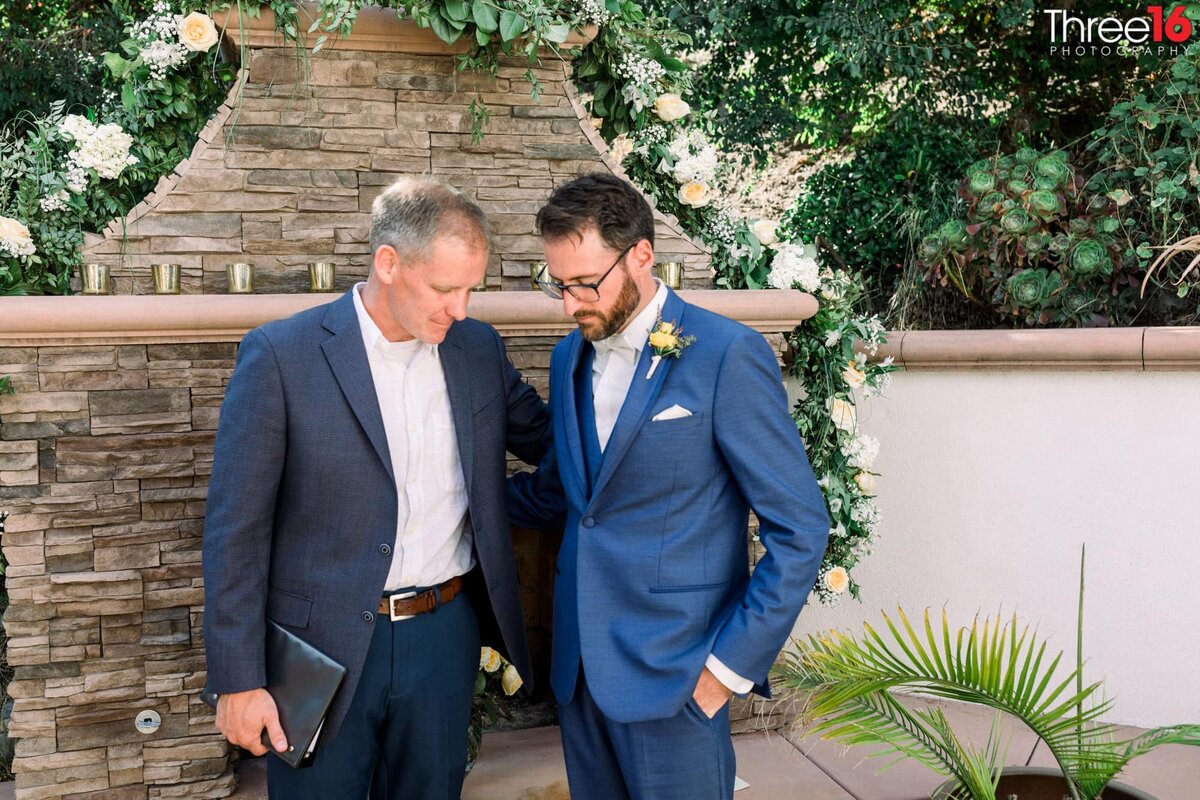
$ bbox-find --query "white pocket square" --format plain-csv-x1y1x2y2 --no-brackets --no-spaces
652,404,693,422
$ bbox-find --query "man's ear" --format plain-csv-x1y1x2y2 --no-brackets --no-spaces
373,245,400,285
628,238,656,276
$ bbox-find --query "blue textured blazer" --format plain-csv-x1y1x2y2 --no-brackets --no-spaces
202,290,549,742
508,288,830,723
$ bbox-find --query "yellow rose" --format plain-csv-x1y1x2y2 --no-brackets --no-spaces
824,566,850,594
501,664,523,696
657,322,674,335
648,331,677,350
178,11,219,53
828,397,856,432
842,363,867,389
677,181,710,208
479,647,502,673
653,93,691,122
853,471,877,496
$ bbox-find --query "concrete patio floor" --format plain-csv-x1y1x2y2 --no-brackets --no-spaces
224,698,1197,800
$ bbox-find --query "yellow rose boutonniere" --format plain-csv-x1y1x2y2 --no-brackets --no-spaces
646,314,696,379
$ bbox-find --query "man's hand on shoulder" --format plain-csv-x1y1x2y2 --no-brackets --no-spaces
215,688,288,756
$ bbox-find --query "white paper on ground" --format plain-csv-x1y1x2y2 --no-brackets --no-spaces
734,776,750,791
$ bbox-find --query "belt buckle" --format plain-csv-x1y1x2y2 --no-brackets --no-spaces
387,590,417,622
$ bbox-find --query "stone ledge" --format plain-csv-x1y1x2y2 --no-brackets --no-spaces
0,290,817,346
214,4,597,54
871,328,1200,371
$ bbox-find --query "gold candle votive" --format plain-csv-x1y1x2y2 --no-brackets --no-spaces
309,262,336,292
80,263,111,295
529,261,547,289
655,261,683,289
227,263,254,294
151,263,181,295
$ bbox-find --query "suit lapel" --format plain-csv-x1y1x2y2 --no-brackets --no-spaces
555,332,590,506
439,328,474,496
320,292,394,484
589,290,687,503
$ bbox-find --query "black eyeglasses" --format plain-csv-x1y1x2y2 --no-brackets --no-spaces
536,243,635,302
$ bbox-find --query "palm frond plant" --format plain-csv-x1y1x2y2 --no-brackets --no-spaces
776,607,1200,800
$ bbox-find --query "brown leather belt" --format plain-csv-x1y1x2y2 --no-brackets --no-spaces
378,575,463,620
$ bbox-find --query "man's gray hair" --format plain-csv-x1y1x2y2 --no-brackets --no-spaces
369,177,491,262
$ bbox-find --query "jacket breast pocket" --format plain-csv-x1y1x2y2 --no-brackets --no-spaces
266,587,313,629
641,411,704,436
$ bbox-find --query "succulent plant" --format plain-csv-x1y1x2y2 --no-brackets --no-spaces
1027,189,1061,218
1015,146,1039,165
922,145,1133,327
1007,268,1052,306
1034,155,1072,189
967,171,996,195
1068,239,1112,276
1000,207,1035,234
937,219,969,248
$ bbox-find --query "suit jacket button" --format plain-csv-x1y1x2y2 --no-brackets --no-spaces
582,516,595,528
362,611,374,623
379,543,392,556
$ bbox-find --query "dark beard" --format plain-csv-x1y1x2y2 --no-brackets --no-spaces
577,267,641,342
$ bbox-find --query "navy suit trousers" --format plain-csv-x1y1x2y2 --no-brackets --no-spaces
560,666,736,800
267,593,479,800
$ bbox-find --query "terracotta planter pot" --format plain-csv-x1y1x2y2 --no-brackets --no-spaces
932,766,1156,800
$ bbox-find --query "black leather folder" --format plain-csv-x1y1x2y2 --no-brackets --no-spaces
201,620,346,768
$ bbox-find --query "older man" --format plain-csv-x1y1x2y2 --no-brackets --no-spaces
203,177,549,799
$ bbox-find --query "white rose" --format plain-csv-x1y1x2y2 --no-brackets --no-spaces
823,567,850,594
750,219,779,247
828,397,856,433
178,11,219,53
608,134,634,164
824,329,842,347
853,471,877,496
677,181,710,208
653,93,690,122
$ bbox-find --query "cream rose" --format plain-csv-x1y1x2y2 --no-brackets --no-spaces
653,93,691,122
823,566,849,594
0,215,35,258
589,117,604,130
853,471,877,496
677,181,710,208
842,363,867,389
501,664,523,696
178,12,219,53
829,397,857,433
608,134,634,164
479,647,502,673
750,219,779,247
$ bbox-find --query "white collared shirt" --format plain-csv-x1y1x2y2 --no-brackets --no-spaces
591,280,669,451
587,281,754,695
352,283,474,592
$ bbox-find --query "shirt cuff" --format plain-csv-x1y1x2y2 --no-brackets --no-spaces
705,654,754,695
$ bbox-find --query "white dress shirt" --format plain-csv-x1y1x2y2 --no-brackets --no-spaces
589,281,754,695
353,283,474,592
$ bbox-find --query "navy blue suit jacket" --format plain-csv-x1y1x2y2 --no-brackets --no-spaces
509,289,830,723
203,290,549,742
